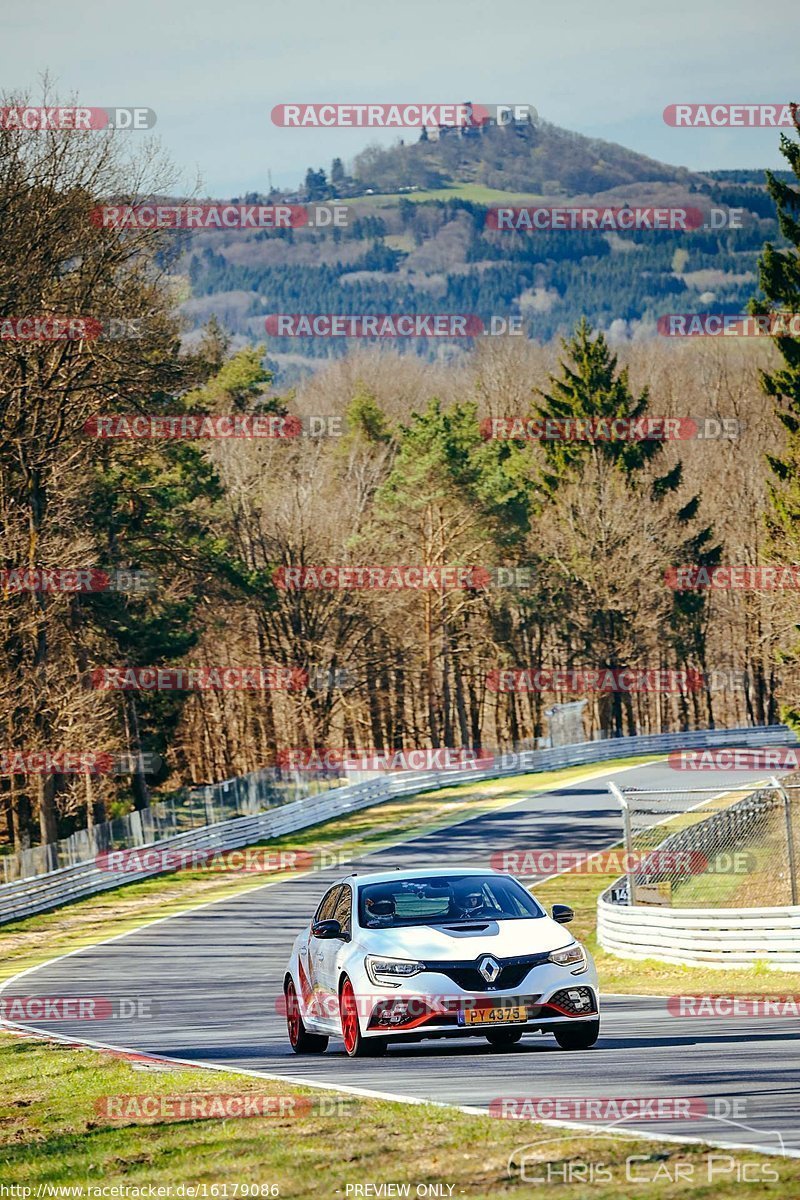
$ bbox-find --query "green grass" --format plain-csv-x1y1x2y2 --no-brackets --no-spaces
0,1033,795,1198
673,837,793,909
347,183,545,206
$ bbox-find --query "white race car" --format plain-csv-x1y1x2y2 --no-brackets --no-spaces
283,867,600,1056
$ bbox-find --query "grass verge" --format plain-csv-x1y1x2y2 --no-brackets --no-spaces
347,183,545,206
0,1032,794,1198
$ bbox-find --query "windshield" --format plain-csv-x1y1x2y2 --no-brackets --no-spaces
357,873,545,929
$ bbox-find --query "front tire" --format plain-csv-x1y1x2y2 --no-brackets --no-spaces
485,1028,524,1049
553,1019,600,1050
285,978,329,1054
339,976,387,1057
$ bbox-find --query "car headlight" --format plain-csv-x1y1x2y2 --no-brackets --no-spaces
365,956,426,987
548,943,587,972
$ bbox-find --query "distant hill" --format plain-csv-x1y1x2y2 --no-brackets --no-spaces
347,116,701,197
175,119,781,383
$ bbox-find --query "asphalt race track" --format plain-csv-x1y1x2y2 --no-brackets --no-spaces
2,759,798,1157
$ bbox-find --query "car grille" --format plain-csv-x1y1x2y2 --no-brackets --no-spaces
421,950,552,992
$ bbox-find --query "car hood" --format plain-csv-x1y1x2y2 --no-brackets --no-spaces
357,917,573,960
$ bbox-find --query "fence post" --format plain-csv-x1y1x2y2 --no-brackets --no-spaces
771,775,798,906
609,782,636,906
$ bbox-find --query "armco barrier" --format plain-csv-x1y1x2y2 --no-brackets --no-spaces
0,724,795,924
598,889,800,971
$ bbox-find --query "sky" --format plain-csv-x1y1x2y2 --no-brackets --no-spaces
3,0,798,195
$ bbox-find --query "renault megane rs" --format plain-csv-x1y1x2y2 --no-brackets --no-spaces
283,867,600,1056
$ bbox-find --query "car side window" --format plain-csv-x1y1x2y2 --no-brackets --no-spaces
314,886,342,923
332,884,352,936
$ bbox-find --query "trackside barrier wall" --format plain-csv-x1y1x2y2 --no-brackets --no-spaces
0,724,795,924
597,889,800,971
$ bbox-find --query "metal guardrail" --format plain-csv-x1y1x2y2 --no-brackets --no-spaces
0,770,340,884
0,724,795,925
597,892,800,971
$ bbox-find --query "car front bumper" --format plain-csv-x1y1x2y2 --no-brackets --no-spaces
355,961,599,1039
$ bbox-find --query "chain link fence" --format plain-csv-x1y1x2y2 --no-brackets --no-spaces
2,723,796,887
0,767,344,884
610,778,800,907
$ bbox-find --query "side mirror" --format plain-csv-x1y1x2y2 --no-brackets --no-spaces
552,904,574,925
311,918,344,940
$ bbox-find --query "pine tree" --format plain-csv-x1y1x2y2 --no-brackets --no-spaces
534,318,665,486
533,319,719,733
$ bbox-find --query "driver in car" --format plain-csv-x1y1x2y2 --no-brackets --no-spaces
364,894,396,927
450,882,490,919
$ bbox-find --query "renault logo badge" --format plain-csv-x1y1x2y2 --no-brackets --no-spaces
479,955,501,983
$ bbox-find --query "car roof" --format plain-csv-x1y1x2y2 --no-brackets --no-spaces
342,867,503,888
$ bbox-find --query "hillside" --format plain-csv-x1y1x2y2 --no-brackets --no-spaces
347,116,700,196
174,122,782,381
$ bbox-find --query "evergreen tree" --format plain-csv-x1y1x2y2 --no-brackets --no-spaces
376,399,529,746
304,167,328,200
533,319,719,733
534,318,666,486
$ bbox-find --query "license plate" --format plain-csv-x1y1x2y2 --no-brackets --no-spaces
460,1004,527,1026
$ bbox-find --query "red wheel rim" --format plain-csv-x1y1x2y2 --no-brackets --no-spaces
286,981,301,1047
340,979,358,1053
